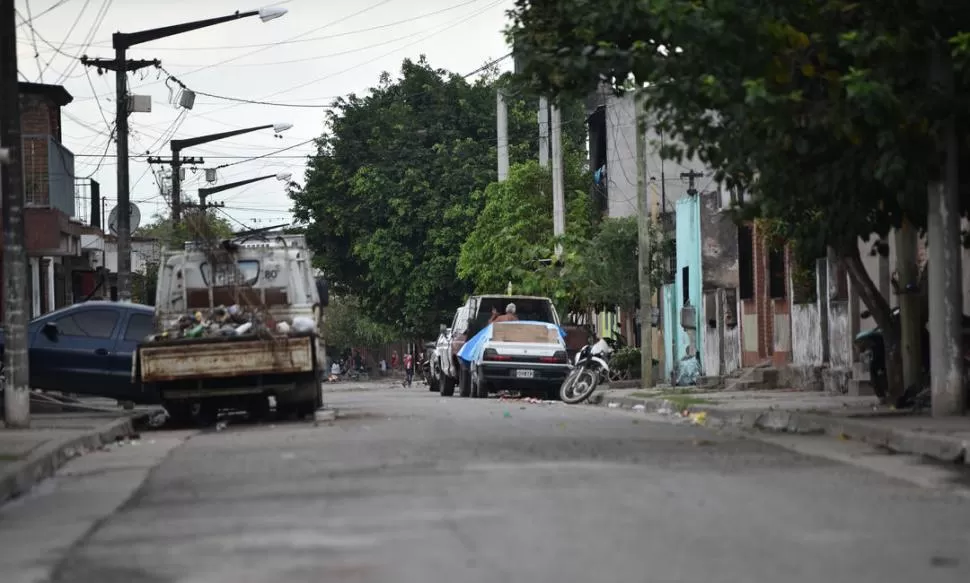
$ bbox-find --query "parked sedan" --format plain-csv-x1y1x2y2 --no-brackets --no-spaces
457,321,570,400
0,301,155,403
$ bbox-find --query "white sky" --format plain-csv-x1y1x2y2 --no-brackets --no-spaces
14,0,514,231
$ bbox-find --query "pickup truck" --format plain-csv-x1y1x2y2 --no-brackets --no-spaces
134,233,327,424
438,295,563,398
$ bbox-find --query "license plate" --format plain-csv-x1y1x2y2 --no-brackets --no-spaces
515,369,534,379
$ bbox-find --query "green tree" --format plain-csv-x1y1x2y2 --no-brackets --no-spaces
505,0,970,400
291,57,586,336
323,295,399,356
576,216,672,316
135,210,234,249
457,155,593,311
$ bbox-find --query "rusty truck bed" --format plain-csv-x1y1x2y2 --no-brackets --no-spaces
138,334,316,383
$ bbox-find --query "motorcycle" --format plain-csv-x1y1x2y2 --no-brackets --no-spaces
856,307,970,407
559,332,625,404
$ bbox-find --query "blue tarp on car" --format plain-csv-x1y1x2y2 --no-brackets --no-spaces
457,320,566,364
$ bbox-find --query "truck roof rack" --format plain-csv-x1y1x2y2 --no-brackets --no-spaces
182,233,308,252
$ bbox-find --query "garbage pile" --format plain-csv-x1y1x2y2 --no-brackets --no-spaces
148,305,317,341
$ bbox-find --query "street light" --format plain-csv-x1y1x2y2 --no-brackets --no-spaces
197,172,292,207
105,6,288,302
169,123,292,222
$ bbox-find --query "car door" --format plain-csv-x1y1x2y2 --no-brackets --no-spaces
30,307,122,396
106,310,155,401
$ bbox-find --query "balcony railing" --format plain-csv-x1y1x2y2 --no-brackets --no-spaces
23,134,75,218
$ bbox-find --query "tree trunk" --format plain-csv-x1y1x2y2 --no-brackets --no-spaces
840,244,903,402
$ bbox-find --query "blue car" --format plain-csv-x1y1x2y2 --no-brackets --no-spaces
0,301,155,402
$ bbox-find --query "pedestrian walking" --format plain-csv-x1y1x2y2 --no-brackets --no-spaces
404,352,414,387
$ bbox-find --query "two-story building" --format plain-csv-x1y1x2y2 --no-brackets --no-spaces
0,82,86,320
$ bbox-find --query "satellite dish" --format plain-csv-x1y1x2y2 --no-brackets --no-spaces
107,204,142,236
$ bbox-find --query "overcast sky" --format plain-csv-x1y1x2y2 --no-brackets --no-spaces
15,0,514,231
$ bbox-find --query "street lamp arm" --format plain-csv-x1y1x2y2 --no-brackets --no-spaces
114,10,260,49
171,124,275,152
198,174,277,196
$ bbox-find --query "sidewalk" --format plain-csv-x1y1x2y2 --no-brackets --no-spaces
1,404,152,504
591,386,970,466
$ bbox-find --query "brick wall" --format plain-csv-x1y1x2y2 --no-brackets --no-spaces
738,222,793,367
20,93,59,207
20,93,60,138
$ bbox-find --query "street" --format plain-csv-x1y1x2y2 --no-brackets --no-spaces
3,384,970,582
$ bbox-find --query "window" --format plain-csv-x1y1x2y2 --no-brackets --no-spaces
738,225,754,300
768,247,786,299
124,313,154,342
681,266,690,304
200,260,259,287
57,309,119,338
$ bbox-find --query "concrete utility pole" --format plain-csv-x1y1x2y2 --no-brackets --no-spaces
538,96,550,168
550,101,565,257
496,89,509,181
81,56,159,302
1,0,31,427
894,220,922,391
928,45,966,417
635,90,654,388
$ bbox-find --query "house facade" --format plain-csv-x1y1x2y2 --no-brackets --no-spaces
0,82,88,320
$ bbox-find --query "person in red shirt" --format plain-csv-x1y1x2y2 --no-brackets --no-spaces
391,351,399,370
403,353,414,387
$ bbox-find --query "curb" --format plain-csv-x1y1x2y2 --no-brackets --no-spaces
593,395,970,466
0,415,138,505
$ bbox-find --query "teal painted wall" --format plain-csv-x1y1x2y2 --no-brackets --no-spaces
674,195,704,375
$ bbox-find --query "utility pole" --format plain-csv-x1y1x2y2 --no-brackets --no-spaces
81,56,159,302
681,169,703,196
550,100,565,257
928,45,966,417
635,90,654,389
894,220,921,394
538,96,550,168
146,154,204,221
496,89,509,181
78,7,288,300
1,0,31,427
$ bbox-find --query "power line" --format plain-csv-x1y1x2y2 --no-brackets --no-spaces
37,0,90,79
16,0,73,27
175,0,396,78
42,0,483,52
224,0,506,106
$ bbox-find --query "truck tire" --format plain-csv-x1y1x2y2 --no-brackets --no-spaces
439,368,455,397
458,366,471,398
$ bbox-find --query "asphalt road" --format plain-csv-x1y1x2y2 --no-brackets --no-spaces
7,383,970,582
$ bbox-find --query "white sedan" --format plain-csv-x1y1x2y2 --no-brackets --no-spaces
457,321,570,400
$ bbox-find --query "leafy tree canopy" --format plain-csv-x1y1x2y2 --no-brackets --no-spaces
577,216,672,314
323,295,399,356
506,0,970,262
291,56,586,335
457,155,593,311
135,210,234,250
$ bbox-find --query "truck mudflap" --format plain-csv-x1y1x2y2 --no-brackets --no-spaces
138,334,316,383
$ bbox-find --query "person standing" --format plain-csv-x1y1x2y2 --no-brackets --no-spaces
403,352,414,387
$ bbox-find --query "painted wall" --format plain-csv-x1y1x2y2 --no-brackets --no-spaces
674,195,704,373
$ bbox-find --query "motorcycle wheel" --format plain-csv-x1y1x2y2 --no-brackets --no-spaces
560,366,600,404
